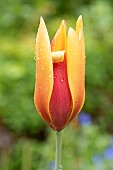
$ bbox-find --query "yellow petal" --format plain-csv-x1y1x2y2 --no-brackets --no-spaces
51,20,66,51
76,15,83,36
34,17,53,123
76,15,85,62
67,24,85,122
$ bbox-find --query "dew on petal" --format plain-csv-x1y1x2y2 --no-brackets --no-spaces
49,75,52,79
60,77,64,82
47,56,50,59
54,75,57,79
76,100,79,105
79,34,82,40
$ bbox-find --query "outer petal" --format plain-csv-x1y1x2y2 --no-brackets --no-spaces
67,16,85,122
50,21,72,131
76,15,83,36
76,16,85,64
34,17,53,124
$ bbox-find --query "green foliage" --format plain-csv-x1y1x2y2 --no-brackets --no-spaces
1,125,113,170
0,37,46,134
80,1,113,130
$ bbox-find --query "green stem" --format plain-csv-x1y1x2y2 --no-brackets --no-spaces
55,131,62,170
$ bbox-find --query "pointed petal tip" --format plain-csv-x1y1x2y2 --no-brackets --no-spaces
62,20,66,25
68,27,76,35
40,16,43,21
69,27,74,32
78,15,82,21
36,16,48,43
60,20,66,30
51,19,66,51
76,15,83,26
38,16,50,39
77,15,83,25
76,15,83,34
39,16,45,26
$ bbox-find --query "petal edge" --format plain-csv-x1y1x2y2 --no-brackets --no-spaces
34,17,53,124
67,26,85,123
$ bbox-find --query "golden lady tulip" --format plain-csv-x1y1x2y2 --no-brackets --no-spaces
34,16,85,131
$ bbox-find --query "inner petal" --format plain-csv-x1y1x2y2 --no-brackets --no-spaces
49,55,72,131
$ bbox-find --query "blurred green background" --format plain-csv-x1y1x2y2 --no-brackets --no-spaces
0,0,113,169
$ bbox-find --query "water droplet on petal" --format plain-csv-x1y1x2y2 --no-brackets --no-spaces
54,75,57,79
34,56,36,60
76,100,79,106
59,69,62,72
49,75,52,79
42,67,44,70
60,77,64,82
79,32,82,40
39,86,42,90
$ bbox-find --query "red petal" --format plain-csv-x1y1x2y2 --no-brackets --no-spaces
50,56,72,131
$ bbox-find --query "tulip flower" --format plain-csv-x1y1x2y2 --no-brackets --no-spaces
34,16,85,132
